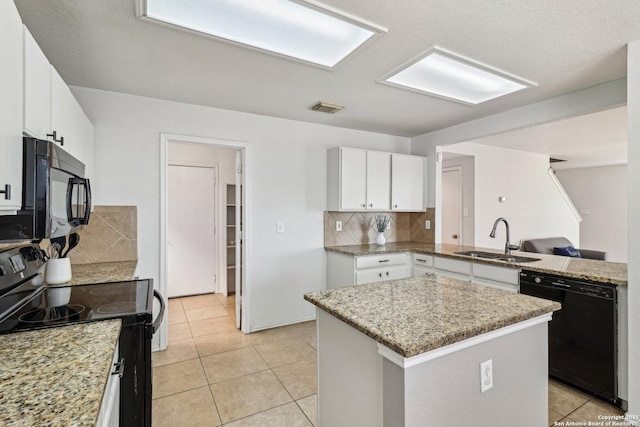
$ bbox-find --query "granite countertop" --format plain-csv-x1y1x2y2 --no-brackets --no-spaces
46,261,138,287
325,242,628,286
0,320,122,426
305,275,561,358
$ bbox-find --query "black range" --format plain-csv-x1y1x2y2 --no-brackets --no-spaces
0,243,164,427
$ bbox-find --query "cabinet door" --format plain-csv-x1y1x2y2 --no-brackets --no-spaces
340,148,367,210
366,151,391,210
391,154,424,211
23,27,52,140
0,1,24,212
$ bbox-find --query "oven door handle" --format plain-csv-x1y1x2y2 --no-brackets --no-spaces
151,290,165,334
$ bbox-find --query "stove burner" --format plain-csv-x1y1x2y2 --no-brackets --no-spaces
97,301,137,314
19,304,86,323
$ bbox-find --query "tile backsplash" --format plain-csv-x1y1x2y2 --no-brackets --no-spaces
324,209,435,246
69,206,138,264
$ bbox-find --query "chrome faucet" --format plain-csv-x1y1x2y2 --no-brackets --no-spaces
489,218,520,255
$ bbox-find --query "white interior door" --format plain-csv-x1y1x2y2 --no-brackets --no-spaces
442,167,462,245
234,152,242,329
168,165,217,298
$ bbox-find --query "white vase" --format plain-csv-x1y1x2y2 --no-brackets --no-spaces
376,232,386,245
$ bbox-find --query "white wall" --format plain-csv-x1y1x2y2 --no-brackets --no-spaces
626,39,640,420
439,143,579,250
71,86,411,332
555,165,627,262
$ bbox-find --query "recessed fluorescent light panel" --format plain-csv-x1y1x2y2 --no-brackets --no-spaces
383,48,536,105
137,0,385,68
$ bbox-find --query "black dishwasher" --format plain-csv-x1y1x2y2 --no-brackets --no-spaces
520,270,618,405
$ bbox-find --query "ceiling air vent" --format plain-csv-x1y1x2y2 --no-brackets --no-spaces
310,101,344,114
550,158,567,164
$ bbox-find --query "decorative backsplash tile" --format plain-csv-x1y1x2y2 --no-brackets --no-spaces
410,209,436,243
69,206,138,264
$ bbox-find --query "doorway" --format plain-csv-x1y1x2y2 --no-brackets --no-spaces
160,134,250,351
441,166,463,245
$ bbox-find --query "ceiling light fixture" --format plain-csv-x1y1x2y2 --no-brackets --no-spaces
380,47,536,105
136,0,387,68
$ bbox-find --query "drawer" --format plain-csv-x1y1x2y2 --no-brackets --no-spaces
435,270,471,282
356,252,409,269
433,256,471,275
472,277,518,293
413,265,433,277
472,263,519,285
412,253,433,267
356,265,410,285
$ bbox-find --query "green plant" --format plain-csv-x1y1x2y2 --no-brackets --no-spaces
374,214,390,233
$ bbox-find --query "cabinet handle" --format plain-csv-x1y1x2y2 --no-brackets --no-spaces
0,184,11,200
416,258,427,263
378,259,390,263
112,358,125,378
46,131,64,146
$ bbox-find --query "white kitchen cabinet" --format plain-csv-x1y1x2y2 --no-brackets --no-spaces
23,26,52,141
433,256,472,281
472,263,519,293
0,1,24,213
391,154,425,211
327,147,390,211
96,343,121,427
412,253,434,276
326,251,411,288
365,151,391,210
328,147,425,212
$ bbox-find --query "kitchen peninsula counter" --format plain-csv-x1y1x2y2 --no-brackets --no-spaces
305,275,560,426
45,261,138,286
325,242,627,286
0,320,121,426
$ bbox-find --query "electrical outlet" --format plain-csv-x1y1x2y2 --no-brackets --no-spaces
387,222,391,229
480,359,493,392
336,221,342,232
425,220,431,230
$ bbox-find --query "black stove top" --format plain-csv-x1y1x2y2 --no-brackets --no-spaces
0,280,154,334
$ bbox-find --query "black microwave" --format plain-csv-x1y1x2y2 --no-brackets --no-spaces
0,137,91,241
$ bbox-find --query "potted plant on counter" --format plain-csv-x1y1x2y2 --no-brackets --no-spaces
374,214,390,246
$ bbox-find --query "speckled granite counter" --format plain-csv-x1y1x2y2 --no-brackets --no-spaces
46,261,138,287
0,320,121,426
305,274,560,358
325,242,628,286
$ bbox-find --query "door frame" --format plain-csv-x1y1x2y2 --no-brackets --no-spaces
167,162,220,296
159,133,251,350
441,165,463,245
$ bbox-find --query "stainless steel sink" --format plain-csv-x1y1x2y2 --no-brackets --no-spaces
454,250,502,259
454,251,540,263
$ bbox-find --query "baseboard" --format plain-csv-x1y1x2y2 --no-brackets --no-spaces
249,315,317,333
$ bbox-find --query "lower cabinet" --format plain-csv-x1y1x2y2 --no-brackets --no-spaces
413,253,434,277
97,343,121,427
433,255,519,292
433,256,472,281
326,251,411,288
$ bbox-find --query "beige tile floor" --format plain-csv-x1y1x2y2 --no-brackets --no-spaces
152,293,317,426
153,293,624,427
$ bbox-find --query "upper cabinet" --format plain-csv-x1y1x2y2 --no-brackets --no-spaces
328,147,426,212
391,154,424,211
23,27,51,141
0,1,24,213
22,26,96,181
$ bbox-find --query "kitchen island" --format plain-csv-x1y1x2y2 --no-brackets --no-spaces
305,275,560,427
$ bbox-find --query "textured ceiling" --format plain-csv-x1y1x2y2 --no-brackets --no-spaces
13,0,640,137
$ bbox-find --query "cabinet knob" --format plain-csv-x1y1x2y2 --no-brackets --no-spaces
368,203,373,207
0,184,11,200
393,203,398,208
386,272,389,276
378,273,382,277
361,203,366,208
